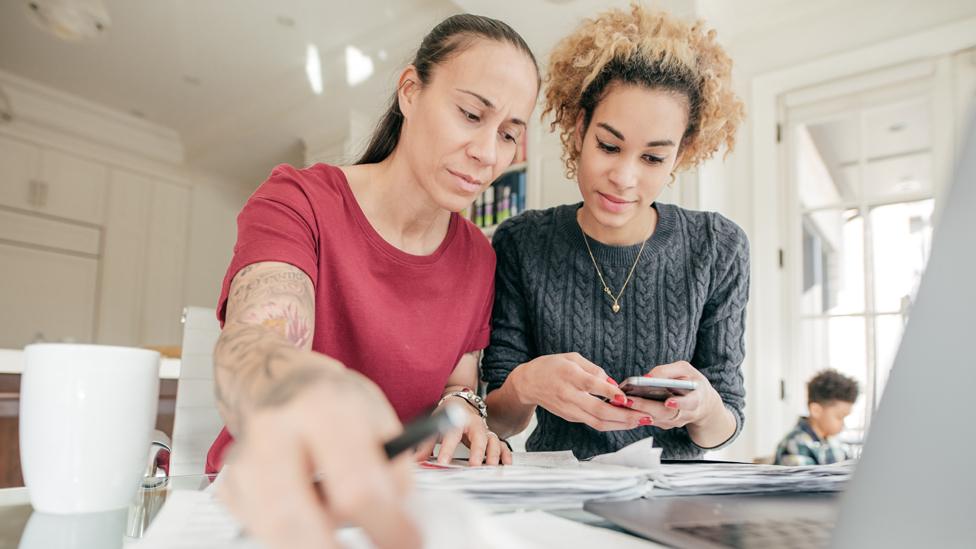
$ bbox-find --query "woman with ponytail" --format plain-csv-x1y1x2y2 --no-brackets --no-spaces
210,14,539,549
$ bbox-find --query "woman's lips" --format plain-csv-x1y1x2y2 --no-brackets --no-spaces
597,191,634,213
448,169,483,193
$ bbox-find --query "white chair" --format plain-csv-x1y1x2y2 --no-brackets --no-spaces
168,306,223,476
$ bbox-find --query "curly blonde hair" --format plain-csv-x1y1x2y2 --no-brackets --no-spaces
542,4,744,178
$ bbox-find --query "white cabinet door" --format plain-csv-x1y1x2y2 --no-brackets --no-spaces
0,136,107,225
38,149,108,224
0,135,41,212
97,171,189,347
0,243,99,349
141,180,189,346
97,169,151,346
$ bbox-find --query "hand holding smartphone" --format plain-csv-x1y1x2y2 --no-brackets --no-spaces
618,376,697,401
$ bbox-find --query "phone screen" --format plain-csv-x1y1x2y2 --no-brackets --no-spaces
619,380,694,401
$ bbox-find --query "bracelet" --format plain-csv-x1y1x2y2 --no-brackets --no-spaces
437,389,487,420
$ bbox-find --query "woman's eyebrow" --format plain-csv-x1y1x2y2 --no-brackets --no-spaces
456,88,526,127
597,122,675,147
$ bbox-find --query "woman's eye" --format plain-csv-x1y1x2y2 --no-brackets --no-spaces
597,141,619,153
501,132,517,143
643,154,666,164
459,107,480,122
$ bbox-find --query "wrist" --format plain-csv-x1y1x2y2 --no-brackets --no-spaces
690,388,725,428
441,384,473,399
507,362,535,406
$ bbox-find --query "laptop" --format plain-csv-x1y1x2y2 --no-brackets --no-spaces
585,116,976,549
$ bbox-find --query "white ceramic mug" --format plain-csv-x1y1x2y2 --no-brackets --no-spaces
19,344,160,514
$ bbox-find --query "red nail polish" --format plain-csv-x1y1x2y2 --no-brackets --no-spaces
613,394,626,405
606,377,618,386
639,416,653,426
625,398,635,407
665,400,678,409
643,373,653,377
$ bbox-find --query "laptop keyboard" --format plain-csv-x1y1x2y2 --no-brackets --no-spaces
672,518,833,548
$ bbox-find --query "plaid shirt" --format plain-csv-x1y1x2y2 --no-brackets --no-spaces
774,417,850,466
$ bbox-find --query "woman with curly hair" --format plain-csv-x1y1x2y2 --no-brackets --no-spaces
482,4,749,459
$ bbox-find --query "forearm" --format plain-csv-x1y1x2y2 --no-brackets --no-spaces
214,261,322,436
214,323,339,436
484,365,536,439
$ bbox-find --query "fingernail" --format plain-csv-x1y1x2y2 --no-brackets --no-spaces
643,373,653,377
625,398,635,407
639,416,653,426
665,400,678,409
612,394,626,405
606,376,618,386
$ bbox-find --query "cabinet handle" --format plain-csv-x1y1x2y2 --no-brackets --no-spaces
28,180,48,208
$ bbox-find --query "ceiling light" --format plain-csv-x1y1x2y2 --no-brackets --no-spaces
24,0,110,41
305,44,323,95
345,46,374,87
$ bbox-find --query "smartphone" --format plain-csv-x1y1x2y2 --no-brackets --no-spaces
618,377,698,401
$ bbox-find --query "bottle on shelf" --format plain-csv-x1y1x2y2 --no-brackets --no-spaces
474,194,484,227
483,186,495,228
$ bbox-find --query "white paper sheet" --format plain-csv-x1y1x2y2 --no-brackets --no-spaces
510,451,579,468
588,437,662,470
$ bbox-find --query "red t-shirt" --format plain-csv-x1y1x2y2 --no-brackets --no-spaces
205,163,495,473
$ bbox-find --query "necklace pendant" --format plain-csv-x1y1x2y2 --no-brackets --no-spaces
612,302,621,313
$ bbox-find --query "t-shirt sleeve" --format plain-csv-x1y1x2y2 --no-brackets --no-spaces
216,165,320,324
464,269,495,354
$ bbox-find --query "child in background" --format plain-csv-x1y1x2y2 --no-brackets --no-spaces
774,369,859,465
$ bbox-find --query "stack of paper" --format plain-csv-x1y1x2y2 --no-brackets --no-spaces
414,453,654,510
651,461,855,497
134,488,540,549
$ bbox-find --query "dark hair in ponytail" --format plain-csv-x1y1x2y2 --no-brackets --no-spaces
355,14,539,165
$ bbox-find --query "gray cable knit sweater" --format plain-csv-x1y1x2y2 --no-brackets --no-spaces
482,202,749,460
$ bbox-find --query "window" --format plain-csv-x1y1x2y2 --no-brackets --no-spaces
784,70,945,439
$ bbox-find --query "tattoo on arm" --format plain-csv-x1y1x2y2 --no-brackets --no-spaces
213,261,319,433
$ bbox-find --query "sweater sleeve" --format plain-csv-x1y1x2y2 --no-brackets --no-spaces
689,214,750,451
481,218,536,394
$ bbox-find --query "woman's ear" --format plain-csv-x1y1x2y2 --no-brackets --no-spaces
396,65,421,120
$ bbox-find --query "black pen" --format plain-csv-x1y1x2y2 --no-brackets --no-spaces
382,402,468,459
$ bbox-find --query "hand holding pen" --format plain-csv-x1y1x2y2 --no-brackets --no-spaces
218,368,465,549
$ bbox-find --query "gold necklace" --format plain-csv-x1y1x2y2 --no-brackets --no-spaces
580,224,648,314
